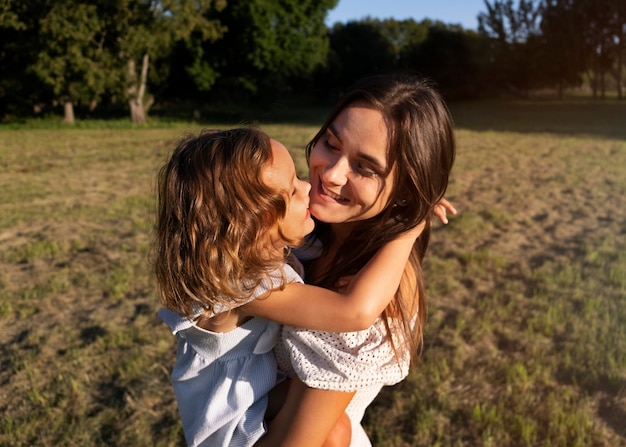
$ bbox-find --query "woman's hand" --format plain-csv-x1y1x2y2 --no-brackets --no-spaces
433,198,457,224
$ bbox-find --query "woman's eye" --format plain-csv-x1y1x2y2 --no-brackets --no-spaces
324,137,338,151
355,163,377,178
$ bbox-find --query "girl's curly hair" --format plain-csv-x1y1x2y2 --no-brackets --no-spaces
155,128,293,319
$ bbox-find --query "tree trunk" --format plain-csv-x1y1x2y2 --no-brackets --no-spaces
129,99,146,124
617,32,624,100
617,61,623,100
127,53,150,124
63,101,75,124
591,65,598,99
617,3,625,100
600,68,605,99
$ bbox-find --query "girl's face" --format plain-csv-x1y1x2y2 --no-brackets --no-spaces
263,139,315,245
308,104,396,226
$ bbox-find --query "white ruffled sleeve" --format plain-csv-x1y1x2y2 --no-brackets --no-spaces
280,318,410,392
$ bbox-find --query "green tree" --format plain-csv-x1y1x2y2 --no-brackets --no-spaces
329,17,439,68
478,0,542,95
615,0,626,99
2,0,226,123
579,0,625,99
201,0,338,100
0,0,50,119
32,1,111,123
327,21,396,89
402,25,489,99
0,0,24,29
478,0,541,44
538,0,586,98
106,0,227,123
367,18,431,63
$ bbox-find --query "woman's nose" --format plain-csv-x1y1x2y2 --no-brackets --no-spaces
322,156,349,185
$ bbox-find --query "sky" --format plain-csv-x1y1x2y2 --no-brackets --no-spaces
325,0,488,31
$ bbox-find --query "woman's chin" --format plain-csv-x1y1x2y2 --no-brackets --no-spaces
310,203,346,224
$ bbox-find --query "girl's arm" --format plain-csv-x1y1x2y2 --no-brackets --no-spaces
240,222,424,332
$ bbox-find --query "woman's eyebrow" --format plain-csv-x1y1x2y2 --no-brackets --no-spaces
358,152,386,171
327,123,342,143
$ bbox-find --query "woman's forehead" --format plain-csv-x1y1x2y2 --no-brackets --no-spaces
331,105,390,165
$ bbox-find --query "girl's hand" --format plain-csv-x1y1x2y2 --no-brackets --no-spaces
433,198,457,224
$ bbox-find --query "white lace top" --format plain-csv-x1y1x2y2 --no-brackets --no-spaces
275,240,412,447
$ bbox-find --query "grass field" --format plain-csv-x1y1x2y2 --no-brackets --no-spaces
0,100,625,446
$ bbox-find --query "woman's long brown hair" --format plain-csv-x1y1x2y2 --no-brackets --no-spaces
305,73,456,366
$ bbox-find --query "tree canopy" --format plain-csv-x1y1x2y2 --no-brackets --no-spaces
0,0,623,122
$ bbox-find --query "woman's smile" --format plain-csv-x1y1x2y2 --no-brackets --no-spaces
316,178,349,203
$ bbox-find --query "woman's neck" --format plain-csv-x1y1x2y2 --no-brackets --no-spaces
329,221,356,245
307,222,354,284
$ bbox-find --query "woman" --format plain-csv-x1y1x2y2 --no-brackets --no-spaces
250,72,456,446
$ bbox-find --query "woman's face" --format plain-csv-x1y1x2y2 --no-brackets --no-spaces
308,103,396,226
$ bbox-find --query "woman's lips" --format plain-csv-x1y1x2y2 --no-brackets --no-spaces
316,178,348,203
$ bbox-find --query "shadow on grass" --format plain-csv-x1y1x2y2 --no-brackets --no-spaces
555,367,626,439
80,325,108,346
5,99,624,139
448,100,626,140
150,100,332,127
598,393,626,440
159,98,626,140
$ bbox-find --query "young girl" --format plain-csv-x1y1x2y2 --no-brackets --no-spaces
155,128,423,447
252,73,457,446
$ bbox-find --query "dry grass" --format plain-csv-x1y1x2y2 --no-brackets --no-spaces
0,101,624,446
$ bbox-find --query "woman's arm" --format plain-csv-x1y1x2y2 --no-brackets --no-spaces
255,379,354,447
240,222,424,332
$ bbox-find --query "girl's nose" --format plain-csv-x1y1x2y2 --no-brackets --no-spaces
299,179,311,195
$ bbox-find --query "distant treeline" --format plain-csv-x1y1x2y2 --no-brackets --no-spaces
1,0,624,123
